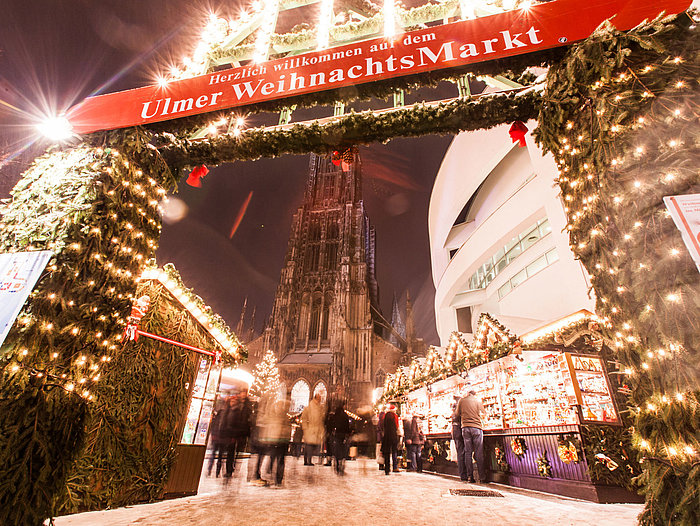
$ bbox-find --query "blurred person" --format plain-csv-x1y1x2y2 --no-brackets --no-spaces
374,409,385,471
381,404,400,475
223,389,252,478
451,395,468,481
457,388,486,483
406,414,424,472
259,397,292,487
291,416,303,458
301,393,326,466
323,402,335,466
207,397,229,477
250,394,273,485
329,400,352,475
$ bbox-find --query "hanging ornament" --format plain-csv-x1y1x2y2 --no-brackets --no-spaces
331,151,342,166
342,147,356,164
509,121,528,147
124,295,151,341
537,451,553,477
186,165,209,187
595,453,619,471
510,437,527,457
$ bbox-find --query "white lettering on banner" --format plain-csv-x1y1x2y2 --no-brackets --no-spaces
228,27,546,103
140,92,223,119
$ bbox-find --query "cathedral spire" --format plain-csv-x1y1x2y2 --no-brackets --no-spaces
236,297,248,337
390,292,405,347
405,290,416,342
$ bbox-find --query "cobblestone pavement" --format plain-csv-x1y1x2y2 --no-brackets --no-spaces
53,457,643,526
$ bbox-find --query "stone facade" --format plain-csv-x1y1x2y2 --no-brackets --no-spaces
249,152,412,410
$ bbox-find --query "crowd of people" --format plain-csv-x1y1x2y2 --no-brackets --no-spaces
206,387,486,487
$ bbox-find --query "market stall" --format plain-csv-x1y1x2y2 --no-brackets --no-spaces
390,314,640,503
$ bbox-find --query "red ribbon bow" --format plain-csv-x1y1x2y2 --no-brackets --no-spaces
509,121,528,147
186,165,209,187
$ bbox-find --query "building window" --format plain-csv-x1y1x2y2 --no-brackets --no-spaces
498,248,560,299
309,297,321,340
456,306,472,333
290,380,310,413
375,369,386,388
467,217,551,291
312,381,327,404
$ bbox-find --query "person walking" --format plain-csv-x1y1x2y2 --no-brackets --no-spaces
224,389,252,477
207,398,229,477
451,395,468,481
381,404,400,475
259,397,292,487
406,414,424,472
456,388,486,483
329,400,352,475
375,409,385,471
301,393,326,465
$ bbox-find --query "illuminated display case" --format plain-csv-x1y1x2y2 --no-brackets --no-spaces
181,358,222,445
400,351,619,432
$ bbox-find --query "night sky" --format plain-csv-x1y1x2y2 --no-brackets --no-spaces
0,0,456,344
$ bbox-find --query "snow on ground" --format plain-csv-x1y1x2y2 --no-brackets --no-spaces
53,457,643,526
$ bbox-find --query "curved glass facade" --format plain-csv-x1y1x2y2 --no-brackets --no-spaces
466,217,551,291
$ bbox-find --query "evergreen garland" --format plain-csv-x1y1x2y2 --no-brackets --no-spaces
534,14,699,524
0,129,176,525
156,89,541,171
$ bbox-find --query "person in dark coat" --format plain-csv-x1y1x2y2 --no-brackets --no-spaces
406,414,424,472
381,405,400,475
207,398,228,477
451,395,468,481
224,390,252,477
329,401,352,475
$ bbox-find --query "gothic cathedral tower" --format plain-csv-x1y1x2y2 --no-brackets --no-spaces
255,151,407,409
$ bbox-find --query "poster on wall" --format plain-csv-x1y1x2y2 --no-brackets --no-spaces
664,194,700,272
0,251,53,349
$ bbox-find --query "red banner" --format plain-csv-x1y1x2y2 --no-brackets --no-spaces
66,0,690,134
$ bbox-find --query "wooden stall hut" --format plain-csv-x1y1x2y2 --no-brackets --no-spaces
58,264,245,513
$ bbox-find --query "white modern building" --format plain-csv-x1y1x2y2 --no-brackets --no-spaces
429,121,595,344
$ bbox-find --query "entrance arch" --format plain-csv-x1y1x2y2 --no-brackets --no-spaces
0,4,695,524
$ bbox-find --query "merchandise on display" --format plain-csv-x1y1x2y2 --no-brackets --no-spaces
401,351,618,433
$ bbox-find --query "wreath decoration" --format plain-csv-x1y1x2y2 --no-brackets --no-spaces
510,437,527,458
557,433,582,464
494,445,510,472
537,451,553,478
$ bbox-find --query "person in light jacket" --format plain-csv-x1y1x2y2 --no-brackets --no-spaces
301,393,326,465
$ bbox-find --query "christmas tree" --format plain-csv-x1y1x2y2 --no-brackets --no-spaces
249,350,281,401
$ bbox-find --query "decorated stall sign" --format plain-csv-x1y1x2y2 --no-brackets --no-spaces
664,194,700,272
0,251,52,349
66,0,691,134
